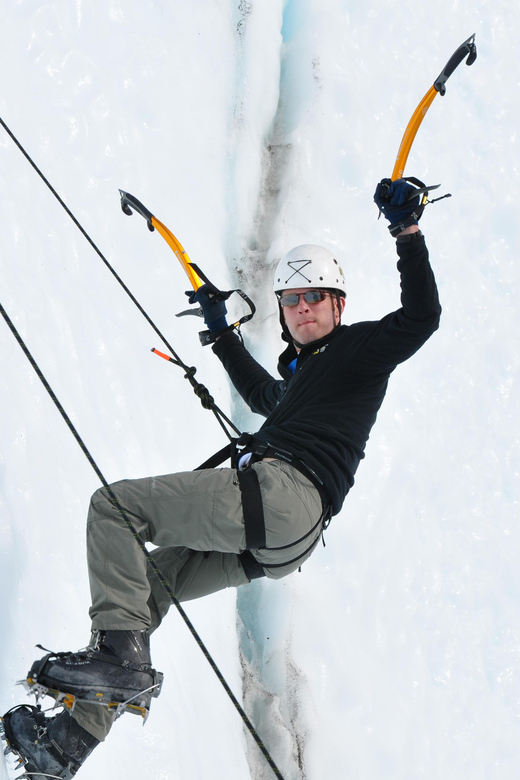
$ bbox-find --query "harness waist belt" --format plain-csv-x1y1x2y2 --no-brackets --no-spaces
249,446,332,517
233,433,332,513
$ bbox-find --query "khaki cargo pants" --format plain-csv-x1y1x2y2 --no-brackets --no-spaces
73,459,323,741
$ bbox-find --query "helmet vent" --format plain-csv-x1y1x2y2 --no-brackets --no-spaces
282,259,312,285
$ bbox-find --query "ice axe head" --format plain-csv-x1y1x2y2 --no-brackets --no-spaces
434,33,477,96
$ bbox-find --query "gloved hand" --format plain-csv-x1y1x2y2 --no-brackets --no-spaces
186,284,228,333
374,178,423,236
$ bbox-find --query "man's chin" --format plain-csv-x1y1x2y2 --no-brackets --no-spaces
291,327,319,346
297,325,318,342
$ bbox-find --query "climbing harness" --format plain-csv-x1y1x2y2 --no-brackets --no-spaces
203,432,334,581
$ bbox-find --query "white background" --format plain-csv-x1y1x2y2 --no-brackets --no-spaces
1,2,519,778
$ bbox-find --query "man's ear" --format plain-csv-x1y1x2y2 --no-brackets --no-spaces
335,295,346,324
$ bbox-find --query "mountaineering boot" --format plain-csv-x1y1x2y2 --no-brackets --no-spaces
26,630,163,717
1,704,99,778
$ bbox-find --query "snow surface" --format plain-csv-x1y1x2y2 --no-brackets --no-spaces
1,2,519,779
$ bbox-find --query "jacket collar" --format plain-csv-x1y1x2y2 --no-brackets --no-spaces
277,324,344,379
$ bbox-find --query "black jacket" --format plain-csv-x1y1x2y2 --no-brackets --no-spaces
213,232,441,515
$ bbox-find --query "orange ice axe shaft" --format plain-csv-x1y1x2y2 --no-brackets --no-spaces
391,34,477,181
119,190,256,347
119,190,203,291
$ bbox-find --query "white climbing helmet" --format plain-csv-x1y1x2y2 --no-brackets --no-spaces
273,244,346,296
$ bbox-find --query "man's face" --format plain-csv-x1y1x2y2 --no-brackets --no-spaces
280,288,345,347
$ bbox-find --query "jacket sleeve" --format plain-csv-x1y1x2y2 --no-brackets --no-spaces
355,231,441,373
212,332,286,417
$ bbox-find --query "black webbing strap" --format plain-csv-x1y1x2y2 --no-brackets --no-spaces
239,550,266,580
195,439,267,579
195,442,233,470
237,466,266,550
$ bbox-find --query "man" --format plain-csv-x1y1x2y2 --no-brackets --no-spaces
1,178,441,777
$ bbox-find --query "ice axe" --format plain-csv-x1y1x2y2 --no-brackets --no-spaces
391,33,477,182
119,190,255,346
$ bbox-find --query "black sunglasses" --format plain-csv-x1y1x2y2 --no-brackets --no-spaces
277,290,329,307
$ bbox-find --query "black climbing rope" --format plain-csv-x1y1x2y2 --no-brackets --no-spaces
0,118,284,778
0,116,240,441
0,299,285,780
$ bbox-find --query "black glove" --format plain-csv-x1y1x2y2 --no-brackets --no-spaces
374,178,423,237
186,284,228,333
